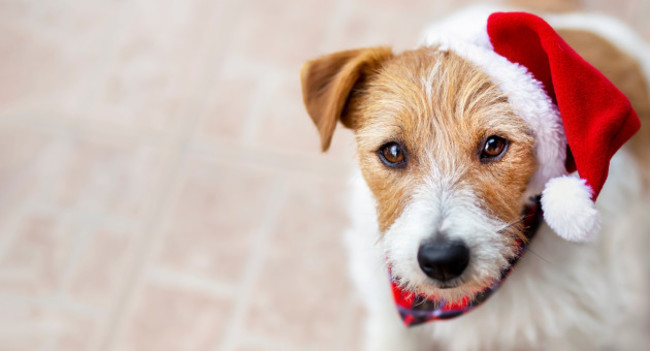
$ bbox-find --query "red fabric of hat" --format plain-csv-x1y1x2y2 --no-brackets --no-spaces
487,12,641,201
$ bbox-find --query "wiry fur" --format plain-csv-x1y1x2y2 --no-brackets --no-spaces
385,176,517,303
348,48,538,233
347,151,650,350
300,7,650,351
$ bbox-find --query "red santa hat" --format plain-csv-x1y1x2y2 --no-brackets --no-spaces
421,8,641,242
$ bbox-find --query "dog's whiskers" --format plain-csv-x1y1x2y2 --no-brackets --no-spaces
497,217,524,234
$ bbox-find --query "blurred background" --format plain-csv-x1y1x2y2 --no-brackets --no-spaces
0,0,648,350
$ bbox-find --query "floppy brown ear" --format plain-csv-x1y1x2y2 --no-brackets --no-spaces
300,47,393,151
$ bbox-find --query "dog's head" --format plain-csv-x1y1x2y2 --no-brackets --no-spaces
301,10,642,304
301,47,540,302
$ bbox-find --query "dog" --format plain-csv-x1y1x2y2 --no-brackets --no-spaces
300,6,650,350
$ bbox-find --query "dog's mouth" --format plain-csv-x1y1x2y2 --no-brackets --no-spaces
389,269,493,302
423,275,470,290
435,281,461,290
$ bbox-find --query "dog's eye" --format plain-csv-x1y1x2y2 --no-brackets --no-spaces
378,142,407,168
481,135,508,161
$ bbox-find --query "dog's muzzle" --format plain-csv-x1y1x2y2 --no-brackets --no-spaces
389,196,543,327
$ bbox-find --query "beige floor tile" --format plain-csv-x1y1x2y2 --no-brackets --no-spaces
51,135,169,218
0,213,77,297
0,299,96,351
354,0,439,13
241,175,360,349
0,124,171,219
250,75,327,154
66,224,140,312
81,0,219,138
228,0,337,70
196,75,259,143
319,2,433,53
190,60,357,178
190,54,269,148
0,123,172,324
233,334,300,351
113,282,230,351
0,125,51,209
0,1,126,117
154,154,278,285
50,312,98,351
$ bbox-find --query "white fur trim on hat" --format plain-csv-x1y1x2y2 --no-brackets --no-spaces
541,175,601,242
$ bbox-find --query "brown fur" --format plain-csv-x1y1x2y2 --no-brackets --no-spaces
301,47,537,237
557,29,650,191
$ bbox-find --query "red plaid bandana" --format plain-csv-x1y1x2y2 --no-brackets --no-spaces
390,197,543,327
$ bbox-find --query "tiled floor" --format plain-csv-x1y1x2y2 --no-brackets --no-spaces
0,0,648,350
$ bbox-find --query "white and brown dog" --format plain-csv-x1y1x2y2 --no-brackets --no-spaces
301,6,650,351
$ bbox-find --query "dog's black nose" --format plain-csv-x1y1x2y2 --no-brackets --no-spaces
417,240,470,282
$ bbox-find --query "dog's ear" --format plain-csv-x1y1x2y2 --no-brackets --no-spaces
300,47,393,151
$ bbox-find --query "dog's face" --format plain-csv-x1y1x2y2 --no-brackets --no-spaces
301,47,538,302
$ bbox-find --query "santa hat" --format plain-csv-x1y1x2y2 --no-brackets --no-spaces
421,8,640,242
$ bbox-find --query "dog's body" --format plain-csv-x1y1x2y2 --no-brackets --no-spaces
301,7,650,351
347,148,650,350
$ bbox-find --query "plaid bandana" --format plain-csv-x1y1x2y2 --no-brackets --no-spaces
390,197,543,327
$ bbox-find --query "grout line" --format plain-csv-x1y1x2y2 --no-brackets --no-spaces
96,0,249,349
20,195,140,232
239,72,282,144
0,131,51,220
217,177,290,351
146,267,237,298
67,1,136,126
0,292,102,319
197,0,267,148
0,115,173,155
213,52,298,79
0,113,356,183
208,0,251,77
0,203,28,264
189,141,354,180
237,332,300,351
95,122,188,351
56,218,98,299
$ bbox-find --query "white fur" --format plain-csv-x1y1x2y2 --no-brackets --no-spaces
384,164,514,303
344,7,650,351
541,175,600,242
347,150,650,351
344,172,427,350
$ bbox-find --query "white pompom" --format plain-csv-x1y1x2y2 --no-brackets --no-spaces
540,175,601,242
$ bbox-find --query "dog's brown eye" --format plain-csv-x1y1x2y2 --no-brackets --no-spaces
481,136,508,160
378,142,407,168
